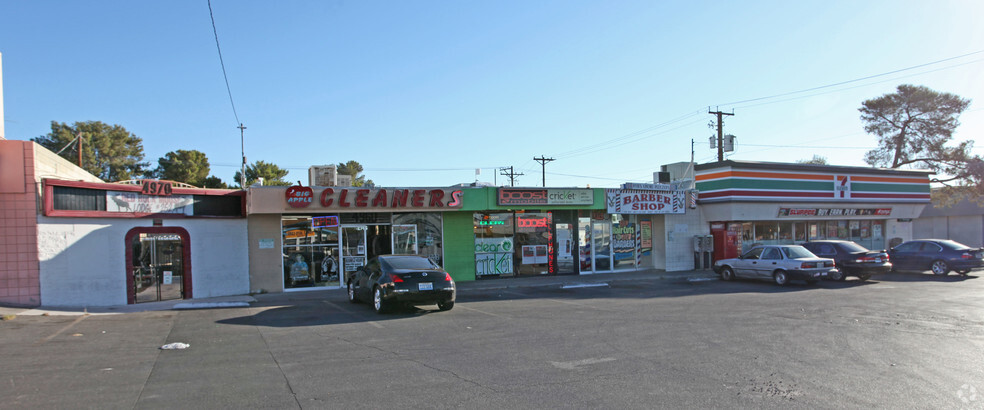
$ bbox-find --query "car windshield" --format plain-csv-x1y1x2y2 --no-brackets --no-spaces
382,256,441,270
839,241,869,253
781,246,817,259
937,240,972,250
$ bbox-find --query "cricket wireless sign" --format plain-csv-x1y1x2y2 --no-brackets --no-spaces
606,189,685,214
286,186,464,210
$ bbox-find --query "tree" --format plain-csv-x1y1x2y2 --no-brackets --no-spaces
32,121,149,181
337,160,374,187
201,175,229,189
859,84,980,205
796,155,828,165
151,149,211,186
233,160,291,188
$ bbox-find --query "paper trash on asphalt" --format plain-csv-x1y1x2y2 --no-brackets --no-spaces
160,342,190,350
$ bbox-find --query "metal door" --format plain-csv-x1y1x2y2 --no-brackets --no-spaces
132,233,184,303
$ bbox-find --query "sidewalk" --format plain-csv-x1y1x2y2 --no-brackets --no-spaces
0,269,719,316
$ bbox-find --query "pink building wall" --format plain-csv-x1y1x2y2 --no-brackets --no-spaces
0,141,40,306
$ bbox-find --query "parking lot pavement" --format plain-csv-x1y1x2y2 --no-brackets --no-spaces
0,269,719,316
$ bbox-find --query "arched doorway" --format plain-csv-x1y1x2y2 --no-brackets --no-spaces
125,227,192,304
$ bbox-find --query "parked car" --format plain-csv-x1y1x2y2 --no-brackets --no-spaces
714,245,835,286
801,240,891,281
887,239,984,275
347,255,456,313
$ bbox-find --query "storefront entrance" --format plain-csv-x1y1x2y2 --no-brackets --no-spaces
125,227,192,304
341,224,404,283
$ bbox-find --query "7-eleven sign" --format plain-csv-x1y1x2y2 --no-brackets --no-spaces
835,175,851,198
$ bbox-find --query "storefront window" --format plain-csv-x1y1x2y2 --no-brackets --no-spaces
393,213,443,266
612,214,636,271
474,213,515,277
282,216,341,289
515,212,553,276
753,222,777,245
794,222,806,242
778,222,793,244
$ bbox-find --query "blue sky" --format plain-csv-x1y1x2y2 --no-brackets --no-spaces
2,1,982,188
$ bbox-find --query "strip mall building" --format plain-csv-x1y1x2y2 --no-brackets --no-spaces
2,140,935,308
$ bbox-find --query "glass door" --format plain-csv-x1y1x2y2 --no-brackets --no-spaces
132,233,184,303
341,226,367,284
555,222,575,274
392,225,418,254
592,220,612,272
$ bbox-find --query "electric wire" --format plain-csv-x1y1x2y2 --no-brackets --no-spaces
208,0,241,126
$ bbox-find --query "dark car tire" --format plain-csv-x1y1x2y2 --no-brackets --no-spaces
347,282,359,304
773,270,788,286
956,269,970,275
720,267,735,281
372,286,388,313
930,260,950,275
437,300,454,311
857,273,872,282
828,269,845,281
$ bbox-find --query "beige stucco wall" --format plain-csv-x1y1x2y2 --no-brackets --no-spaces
248,214,284,293
33,143,103,184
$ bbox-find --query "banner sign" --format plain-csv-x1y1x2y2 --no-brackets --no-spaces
612,222,636,262
106,191,194,215
285,187,463,211
606,189,685,214
497,188,593,206
777,207,892,217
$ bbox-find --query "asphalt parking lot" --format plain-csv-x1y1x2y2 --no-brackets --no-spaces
2,270,984,409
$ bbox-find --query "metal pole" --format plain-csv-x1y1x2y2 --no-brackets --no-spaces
238,123,247,188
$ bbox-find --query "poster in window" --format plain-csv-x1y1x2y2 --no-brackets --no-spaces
640,221,652,251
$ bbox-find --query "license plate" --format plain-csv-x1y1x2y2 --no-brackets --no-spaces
875,258,882,263
418,282,433,291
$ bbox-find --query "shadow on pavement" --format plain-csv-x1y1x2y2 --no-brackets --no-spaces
872,271,979,283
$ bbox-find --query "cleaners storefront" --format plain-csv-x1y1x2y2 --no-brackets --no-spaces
695,161,932,261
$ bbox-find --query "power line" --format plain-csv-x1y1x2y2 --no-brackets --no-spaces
714,49,984,107
207,0,241,125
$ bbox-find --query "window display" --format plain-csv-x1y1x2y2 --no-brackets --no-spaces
282,216,340,289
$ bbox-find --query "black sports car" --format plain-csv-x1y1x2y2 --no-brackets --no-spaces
801,240,891,281
347,255,456,313
888,239,984,275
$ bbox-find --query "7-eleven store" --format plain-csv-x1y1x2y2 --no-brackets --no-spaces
694,160,931,261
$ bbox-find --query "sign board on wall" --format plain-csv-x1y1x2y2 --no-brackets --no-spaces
497,188,593,206
605,189,685,214
777,207,892,217
475,237,514,276
284,187,464,211
106,191,194,215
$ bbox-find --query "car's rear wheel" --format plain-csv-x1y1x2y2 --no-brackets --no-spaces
857,273,872,282
931,260,949,275
347,282,358,303
773,270,788,286
437,300,454,311
828,269,845,281
373,287,388,313
720,267,735,281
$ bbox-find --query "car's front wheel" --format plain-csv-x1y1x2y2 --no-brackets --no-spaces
956,269,970,275
931,260,950,275
373,287,388,313
437,300,454,311
773,270,788,286
720,267,735,281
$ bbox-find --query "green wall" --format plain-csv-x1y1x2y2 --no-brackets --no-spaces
443,211,477,282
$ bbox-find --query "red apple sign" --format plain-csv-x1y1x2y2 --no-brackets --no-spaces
286,186,314,208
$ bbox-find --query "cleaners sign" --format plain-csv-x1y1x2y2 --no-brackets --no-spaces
606,189,685,214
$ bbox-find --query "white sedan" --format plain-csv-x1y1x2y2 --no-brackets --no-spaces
714,245,836,286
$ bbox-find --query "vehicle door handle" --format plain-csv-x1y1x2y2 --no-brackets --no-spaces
772,262,777,265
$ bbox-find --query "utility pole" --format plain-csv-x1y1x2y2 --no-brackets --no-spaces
238,123,247,189
76,132,82,167
499,166,524,187
533,156,555,187
708,109,734,161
